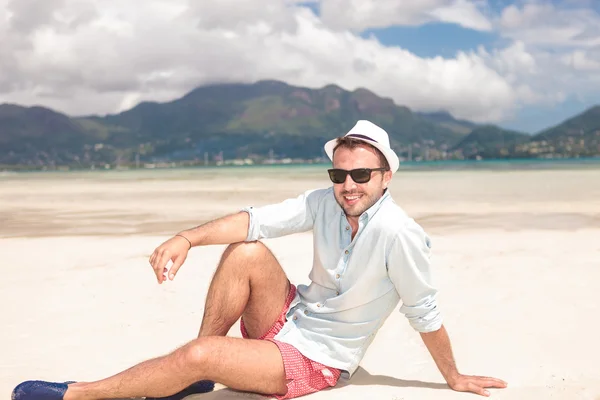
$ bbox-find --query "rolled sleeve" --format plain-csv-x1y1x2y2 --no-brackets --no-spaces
241,205,260,242
399,294,442,333
241,188,328,242
387,222,443,333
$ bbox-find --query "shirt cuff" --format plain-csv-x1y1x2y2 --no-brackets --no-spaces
240,206,259,242
400,296,443,333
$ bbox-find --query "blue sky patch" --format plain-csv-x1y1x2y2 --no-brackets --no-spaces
361,23,503,58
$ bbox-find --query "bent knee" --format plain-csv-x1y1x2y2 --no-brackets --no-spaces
180,338,215,368
224,241,269,260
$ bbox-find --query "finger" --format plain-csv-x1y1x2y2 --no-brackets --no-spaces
471,376,508,388
169,254,187,280
156,250,171,271
467,382,489,397
152,260,163,283
150,248,162,268
154,250,171,283
479,378,508,388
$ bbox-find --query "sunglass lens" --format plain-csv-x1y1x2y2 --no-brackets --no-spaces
329,169,347,183
350,169,371,183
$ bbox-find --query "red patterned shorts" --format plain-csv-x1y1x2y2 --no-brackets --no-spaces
240,283,342,399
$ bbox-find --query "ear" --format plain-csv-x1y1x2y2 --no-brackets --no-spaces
382,170,392,188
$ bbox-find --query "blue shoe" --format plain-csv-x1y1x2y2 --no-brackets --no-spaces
145,380,215,400
11,381,75,400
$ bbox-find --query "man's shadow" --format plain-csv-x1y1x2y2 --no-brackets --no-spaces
185,367,448,399
335,366,448,390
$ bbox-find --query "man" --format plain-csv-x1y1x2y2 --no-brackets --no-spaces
13,120,506,400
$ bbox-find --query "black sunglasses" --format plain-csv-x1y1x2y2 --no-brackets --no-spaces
327,168,387,184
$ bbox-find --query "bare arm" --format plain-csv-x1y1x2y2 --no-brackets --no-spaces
178,211,250,247
420,325,507,396
148,212,250,283
419,325,459,384
149,188,322,283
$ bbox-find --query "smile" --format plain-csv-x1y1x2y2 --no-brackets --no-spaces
343,194,362,204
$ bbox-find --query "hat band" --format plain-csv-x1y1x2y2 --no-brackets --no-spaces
346,134,378,143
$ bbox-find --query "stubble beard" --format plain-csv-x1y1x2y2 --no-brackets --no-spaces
336,190,381,217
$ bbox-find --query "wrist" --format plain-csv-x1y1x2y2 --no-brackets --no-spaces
175,233,192,249
445,371,461,386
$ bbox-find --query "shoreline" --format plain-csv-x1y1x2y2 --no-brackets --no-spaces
2,156,600,175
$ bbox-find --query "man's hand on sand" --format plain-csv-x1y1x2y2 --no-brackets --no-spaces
448,374,507,397
149,235,190,283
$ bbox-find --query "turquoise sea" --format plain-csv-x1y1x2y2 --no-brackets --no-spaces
2,157,600,182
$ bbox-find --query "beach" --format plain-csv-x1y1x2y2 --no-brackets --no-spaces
2,164,600,399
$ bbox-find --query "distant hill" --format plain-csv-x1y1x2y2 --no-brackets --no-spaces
451,125,531,159
0,104,91,166
0,80,469,166
448,106,600,159
534,105,600,141
0,80,599,168
416,111,478,135
529,106,600,158
80,80,465,160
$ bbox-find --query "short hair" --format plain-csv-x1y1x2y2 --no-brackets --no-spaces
332,136,390,170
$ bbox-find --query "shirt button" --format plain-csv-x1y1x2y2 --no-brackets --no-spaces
317,303,321,307
344,250,349,254
293,316,298,321
336,291,340,295
345,226,350,230
304,310,309,315
336,274,340,279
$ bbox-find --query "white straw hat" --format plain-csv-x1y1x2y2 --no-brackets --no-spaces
324,120,400,173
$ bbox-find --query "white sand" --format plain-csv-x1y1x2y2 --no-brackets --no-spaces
2,167,600,399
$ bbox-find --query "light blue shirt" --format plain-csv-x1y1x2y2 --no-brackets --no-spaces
242,186,442,378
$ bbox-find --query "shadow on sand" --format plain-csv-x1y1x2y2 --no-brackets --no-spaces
180,367,448,399
336,367,448,390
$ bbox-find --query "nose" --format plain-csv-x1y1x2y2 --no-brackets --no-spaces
342,173,357,191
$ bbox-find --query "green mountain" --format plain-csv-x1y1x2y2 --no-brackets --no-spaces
416,111,478,135
1,80,599,168
448,106,600,159
0,80,469,166
451,125,531,159
0,103,138,167
76,80,465,162
528,105,600,158
0,104,89,166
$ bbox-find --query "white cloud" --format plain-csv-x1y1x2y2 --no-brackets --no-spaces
480,41,537,80
561,50,600,71
428,0,492,32
0,0,519,123
278,18,515,121
319,0,492,32
186,0,298,33
480,0,600,121
498,2,600,48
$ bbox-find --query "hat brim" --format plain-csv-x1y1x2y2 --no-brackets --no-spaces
324,137,400,173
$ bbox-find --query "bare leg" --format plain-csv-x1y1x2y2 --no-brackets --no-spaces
198,241,291,339
64,241,291,400
65,337,287,400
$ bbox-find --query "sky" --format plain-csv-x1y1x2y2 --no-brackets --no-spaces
1,0,600,134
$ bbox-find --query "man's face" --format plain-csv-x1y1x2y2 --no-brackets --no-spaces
331,144,392,218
